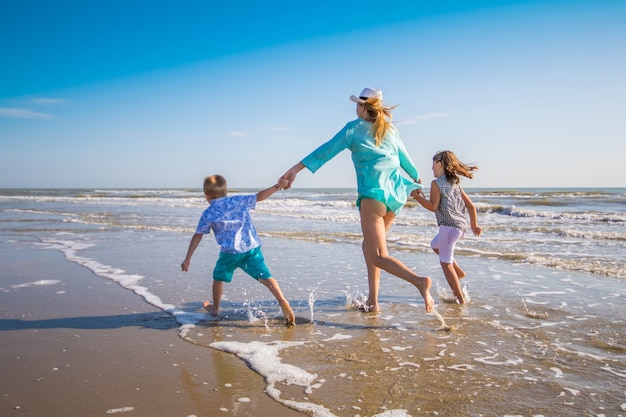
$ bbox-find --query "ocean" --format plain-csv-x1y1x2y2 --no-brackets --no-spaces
1,187,625,416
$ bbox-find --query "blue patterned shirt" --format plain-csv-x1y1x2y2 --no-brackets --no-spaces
195,194,261,254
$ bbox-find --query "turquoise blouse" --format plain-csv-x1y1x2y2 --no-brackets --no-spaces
301,119,421,215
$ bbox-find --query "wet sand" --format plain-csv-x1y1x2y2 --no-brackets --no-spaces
0,241,305,417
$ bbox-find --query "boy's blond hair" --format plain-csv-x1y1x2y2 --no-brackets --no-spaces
203,175,228,199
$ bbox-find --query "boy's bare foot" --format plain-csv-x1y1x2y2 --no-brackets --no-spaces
203,300,219,316
280,300,295,326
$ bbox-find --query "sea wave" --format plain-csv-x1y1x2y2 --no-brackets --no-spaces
469,188,625,199
261,230,626,278
477,204,625,222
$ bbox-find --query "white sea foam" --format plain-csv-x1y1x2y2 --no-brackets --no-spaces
474,353,524,366
209,340,337,416
106,407,134,414
11,279,61,289
322,333,352,341
37,237,204,337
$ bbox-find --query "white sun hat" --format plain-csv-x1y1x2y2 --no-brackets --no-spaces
349,87,383,103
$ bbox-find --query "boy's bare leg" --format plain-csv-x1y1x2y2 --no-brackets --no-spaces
261,278,295,326
441,262,465,304
203,280,223,316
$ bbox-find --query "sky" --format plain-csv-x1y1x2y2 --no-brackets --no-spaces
1,0,625,189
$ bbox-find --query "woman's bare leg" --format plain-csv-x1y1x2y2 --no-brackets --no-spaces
362,209,395,311
359,198,434,312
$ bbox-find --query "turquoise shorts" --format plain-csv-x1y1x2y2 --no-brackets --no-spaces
213,246,272,283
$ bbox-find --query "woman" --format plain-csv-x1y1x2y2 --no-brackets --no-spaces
279,87,434,313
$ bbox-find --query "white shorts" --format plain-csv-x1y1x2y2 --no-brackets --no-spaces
431,225,464,264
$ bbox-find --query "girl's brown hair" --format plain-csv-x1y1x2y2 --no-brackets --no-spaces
203,175,228,198
360,96,398,147
434,150,479,184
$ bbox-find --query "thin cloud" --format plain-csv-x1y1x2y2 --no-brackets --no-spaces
397,112,452,125
30,97,68,106
0,107,53,119
227,126,291,138
262,126,292,132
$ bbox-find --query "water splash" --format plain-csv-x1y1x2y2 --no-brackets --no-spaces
244,299,270,329
432,309,452,332
345,291,373,312
522,297,549,319
308,289,316,324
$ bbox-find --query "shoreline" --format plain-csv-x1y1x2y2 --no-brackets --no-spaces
0,239,305,417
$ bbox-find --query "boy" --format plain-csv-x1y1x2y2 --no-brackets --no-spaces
181,175,295,326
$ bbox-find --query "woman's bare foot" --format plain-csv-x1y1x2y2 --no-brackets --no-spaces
203,300,219,316
412,276,434,312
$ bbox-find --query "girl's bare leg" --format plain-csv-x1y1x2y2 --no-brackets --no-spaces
261,278,295,326
433,248,465,279
360,198,434,312
453,260,466,279
441,262,465,304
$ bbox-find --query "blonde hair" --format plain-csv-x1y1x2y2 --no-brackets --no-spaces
434,150,478,184
360,95,398,147
203,175,228,198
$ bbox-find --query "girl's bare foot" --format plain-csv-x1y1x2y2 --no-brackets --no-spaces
352,299,380,312
203,300,219,316
361,302,381,312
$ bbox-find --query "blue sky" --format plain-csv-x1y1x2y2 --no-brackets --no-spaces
1,0,624,189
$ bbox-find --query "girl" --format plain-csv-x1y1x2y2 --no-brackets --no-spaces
412,150,482,304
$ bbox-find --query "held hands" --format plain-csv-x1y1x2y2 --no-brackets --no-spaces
278,163,305,190
411,189,425,200
276,178,290,190
278,169,297,190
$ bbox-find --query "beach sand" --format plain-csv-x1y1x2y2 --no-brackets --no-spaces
0,241,305,417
